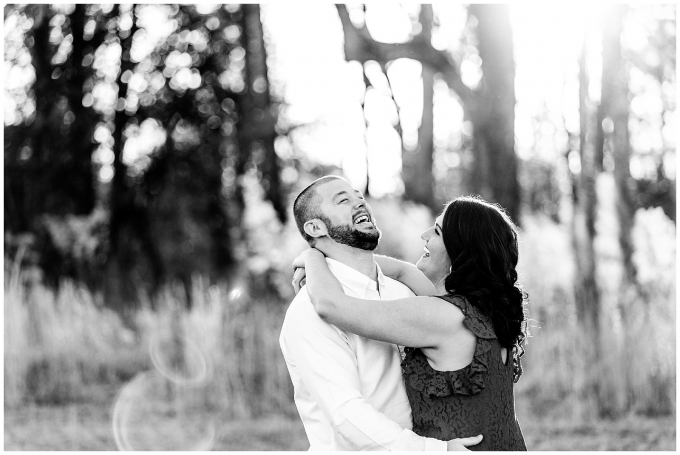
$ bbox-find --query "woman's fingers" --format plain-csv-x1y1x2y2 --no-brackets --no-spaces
292,267,307,294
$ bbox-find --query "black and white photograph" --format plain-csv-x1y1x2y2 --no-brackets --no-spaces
3,3,676,450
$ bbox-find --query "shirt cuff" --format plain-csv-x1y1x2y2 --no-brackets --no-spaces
424,438,448,451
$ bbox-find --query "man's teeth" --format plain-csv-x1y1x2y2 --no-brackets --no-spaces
354,215,370,224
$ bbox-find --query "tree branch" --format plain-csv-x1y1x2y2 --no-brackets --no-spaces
335,4,474,104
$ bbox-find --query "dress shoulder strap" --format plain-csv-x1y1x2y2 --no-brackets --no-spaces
435,294,497,340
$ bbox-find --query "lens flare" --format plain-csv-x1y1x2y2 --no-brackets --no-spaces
112,335,217,450
149,334,212,386
112,371,218,451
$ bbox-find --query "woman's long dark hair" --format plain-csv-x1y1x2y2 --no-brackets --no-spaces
441,196,528,382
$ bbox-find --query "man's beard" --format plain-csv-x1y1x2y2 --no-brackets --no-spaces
321,216,381,251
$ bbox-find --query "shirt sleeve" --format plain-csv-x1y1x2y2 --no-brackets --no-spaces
281,298,447,451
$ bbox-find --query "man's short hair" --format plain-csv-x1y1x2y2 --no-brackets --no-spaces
293,175,344,245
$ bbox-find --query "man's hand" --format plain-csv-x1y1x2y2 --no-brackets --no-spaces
447,435,483,451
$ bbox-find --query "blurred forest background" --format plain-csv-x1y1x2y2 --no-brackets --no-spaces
3,3,676,450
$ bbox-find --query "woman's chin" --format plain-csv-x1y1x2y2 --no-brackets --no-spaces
416,259,439,283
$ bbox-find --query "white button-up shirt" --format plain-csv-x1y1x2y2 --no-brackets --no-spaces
280,258,447,451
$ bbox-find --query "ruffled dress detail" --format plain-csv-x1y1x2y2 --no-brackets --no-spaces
401,295,527,451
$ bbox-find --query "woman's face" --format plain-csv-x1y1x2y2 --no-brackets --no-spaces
416,213,452,286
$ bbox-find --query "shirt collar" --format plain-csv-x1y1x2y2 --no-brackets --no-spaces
326,257,386,297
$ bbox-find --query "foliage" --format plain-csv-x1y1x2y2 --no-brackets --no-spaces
632,206,676,293
4,5,288,306
38,206,109,288
519,156,564,223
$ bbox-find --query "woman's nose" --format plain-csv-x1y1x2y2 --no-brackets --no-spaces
420,229,429,241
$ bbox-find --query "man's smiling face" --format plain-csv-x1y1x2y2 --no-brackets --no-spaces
315,179,381,250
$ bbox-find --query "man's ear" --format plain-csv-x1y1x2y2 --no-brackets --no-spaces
303,218,328,239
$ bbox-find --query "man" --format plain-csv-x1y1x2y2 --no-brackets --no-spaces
279,176,481,451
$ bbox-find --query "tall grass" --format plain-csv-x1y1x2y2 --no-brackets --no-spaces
4,265,295,419
134,279,296,418
5,251,145,407
515,189,675,419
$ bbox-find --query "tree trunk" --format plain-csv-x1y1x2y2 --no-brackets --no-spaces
402,5,436,211
5,5,106,233
240,5,285,222
336,5,453,212
402,63,436,210
19,6,55,227
31,5,97,218
60,4,97,216
334,5,518,217
105,5,147,311
468,5,519,223
109,4,137,260
603,4,640,413
572,38,602,418
362,71,373,197
604,6,637,287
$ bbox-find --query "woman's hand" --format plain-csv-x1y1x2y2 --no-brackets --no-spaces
292,267,306,294
291,249,325,294
292,248,325,268
375,254,436,296
290,248,459,350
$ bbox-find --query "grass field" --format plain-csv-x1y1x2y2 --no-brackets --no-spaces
4,385,675,451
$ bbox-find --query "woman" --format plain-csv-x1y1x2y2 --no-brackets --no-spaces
294,196,528,451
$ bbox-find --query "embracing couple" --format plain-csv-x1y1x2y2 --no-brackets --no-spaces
279,176,528,451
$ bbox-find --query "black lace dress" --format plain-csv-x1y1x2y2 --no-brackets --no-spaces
401,295,527,451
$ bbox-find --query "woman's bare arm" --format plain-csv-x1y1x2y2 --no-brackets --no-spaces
298,249,462,349
374,255,436,296
292,253,436,296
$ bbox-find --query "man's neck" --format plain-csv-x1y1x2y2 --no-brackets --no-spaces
318,242,378,281
433,281,447,296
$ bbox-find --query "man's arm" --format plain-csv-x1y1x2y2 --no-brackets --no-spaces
281,298,448,451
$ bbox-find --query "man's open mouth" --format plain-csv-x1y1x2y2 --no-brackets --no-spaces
353,213,371,225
